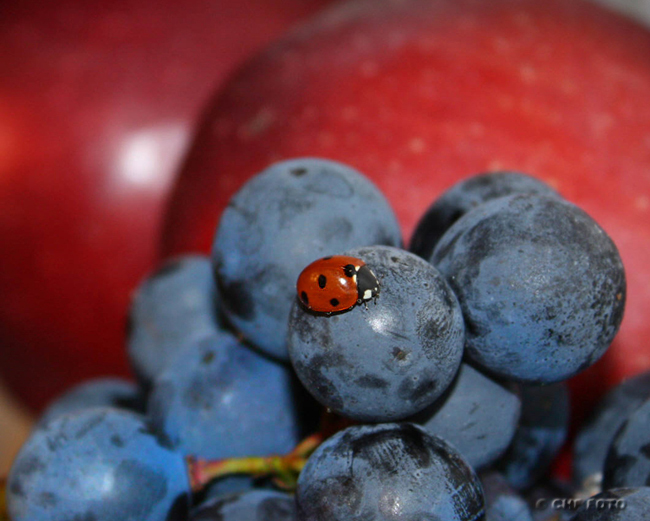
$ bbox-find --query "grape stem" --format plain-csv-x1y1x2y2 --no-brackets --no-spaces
186,431,324,492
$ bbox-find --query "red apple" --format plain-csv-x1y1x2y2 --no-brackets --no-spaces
162,0,650,420
0,0,333,411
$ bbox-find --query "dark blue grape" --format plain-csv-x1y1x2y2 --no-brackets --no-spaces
497,383,569,490
410,171,559,261
7,407,190,521
38,377,144,427
191,490,296,521
603,397,650,489
288,245,465,421
570,487,650,520
148,331,302,460
574,371,650,491
296,423,485,521
479,471,533,521
432,194,626,383
212,158,402,360
128,254,221,386
410,364,521,470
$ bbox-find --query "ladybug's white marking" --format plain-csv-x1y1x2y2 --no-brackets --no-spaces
363,289,373,300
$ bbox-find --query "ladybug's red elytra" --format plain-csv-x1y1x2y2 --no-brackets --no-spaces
296,255,380,314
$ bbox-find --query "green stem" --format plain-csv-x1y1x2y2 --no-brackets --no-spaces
186,432,324,493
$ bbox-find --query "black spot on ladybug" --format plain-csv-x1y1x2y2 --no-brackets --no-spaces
301,292,309,305
330,298,340,307
318,275,327,289
344,264,356,278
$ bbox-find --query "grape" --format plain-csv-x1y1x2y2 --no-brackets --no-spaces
479,471,533,521
213,158,402,360
410,171,559,261
295,423,485,521
289,245,464,421
497,383,569,490
191,490,296,521
38,377,144,427
148,331,303,460
432,193,626,383
603,397,650,489
574,371,650,490
411,364,521,470
7,407,190,521
569,487,650,520
127,254,221,386
3,157,636,521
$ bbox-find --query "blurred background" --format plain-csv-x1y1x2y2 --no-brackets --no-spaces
1,0,649,476
0,0,335,473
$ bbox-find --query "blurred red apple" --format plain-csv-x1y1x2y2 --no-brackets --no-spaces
162,0,650,419
0,0,333,411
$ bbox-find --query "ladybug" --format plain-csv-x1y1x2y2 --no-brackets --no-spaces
296,255,380,314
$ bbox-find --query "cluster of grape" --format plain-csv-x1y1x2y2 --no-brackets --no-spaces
5,158,646,520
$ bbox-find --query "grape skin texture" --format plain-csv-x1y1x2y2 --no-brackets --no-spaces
213,157,402,360
8,407,190,521
37,377,144,427
432,194,626,383
190,490,296,521
148,331,302,460
496,383,569,490
410,364,521,470
603,397,650,489
289,245,465,422
574,371,650,490
410,171,558,261
296,423,485,521
128,255,221,386
478,471,533,521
